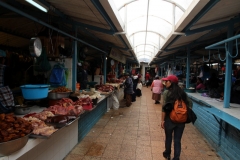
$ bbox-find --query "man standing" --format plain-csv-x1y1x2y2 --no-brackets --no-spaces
123,73,134,107
77,62,89,90
145,72,150,87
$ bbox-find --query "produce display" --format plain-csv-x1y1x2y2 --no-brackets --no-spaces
23,116,57,137
0,113,33,142
79,91,102,99
45,98,83,116
50,86,71,93
107,78,124,83
2,90,99,139
73,97,93,111
46,115,76,124
31,111,55,121
95,84,114,93
105,83,121,90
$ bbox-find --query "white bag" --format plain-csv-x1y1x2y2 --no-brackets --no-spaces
112,93,119,110
199,70,203,78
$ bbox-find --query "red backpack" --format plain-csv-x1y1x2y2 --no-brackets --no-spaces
170,100,188,123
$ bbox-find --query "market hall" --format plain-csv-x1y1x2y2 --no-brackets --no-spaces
0,0,240,160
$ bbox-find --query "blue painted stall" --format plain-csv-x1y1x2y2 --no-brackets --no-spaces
78,97,107,142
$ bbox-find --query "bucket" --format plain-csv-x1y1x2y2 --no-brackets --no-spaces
20,84,49,100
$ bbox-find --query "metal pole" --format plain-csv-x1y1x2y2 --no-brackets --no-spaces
224,21,234,108
205,33,240,49
115,62,118,78
72,26,77,91
186,46,190,88
161,67,163,77
103,54,107,84
0,1,107,54
158,65,161,76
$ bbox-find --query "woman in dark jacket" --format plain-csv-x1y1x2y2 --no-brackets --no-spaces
131,74,138,102
161,75,192,160
123,73,134,107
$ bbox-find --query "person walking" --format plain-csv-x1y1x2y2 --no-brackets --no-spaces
123,73,134,107
161,75,193,160
145,72,150,87
151,75,163,104
136,79,142,97
132,73,138,102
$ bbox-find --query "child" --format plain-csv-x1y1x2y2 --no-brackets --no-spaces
136,79,142,97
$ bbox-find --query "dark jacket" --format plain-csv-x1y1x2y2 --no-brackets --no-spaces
77,68,88,89
124,77,134,94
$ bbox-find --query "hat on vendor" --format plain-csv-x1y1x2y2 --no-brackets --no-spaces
162,75,178,83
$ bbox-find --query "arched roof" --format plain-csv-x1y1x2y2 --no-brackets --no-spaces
112,0,193,63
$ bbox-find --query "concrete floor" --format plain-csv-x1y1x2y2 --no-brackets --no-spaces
64,87,221,160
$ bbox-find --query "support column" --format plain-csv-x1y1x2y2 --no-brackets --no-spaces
161,67,163,77
103,54,107,84
196,64,198,77
158,65,161,76
115,62,118,78
186,46,190,88
224,21,234,108
72,26,77,91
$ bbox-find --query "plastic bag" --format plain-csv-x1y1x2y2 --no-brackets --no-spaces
112,93,119,110
49,63,67,87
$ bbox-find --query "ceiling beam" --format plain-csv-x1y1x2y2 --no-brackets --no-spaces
184,0,220,31
91,0,138,62
0,1,108,54
32,0,115,35
128,30,166,40
185,16,240,36
0,27,30,39
162,0,220,54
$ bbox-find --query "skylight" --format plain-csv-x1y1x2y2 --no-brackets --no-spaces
111,0,194,63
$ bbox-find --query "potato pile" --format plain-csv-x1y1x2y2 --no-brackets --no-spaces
50,87,71,93
0,113,33,142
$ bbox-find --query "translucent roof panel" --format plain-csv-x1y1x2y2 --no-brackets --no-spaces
112,0,194,63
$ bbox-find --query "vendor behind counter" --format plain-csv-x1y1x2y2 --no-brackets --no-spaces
77,62,89,90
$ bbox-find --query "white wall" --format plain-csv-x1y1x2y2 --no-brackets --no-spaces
140,63,149,82
34,58,73,90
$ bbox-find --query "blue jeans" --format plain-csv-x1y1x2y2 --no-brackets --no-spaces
164,117,185,159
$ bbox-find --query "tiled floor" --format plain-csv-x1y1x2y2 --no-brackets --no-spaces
64,87,221,160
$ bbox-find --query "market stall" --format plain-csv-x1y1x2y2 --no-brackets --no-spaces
0,88,111,160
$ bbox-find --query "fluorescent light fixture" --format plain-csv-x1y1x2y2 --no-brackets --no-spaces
234,63,240,65
26,0,49,12
207,63,218,66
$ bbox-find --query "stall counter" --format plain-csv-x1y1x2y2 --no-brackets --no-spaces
187,92,240,130
0,115,78,160
0,95,110,160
